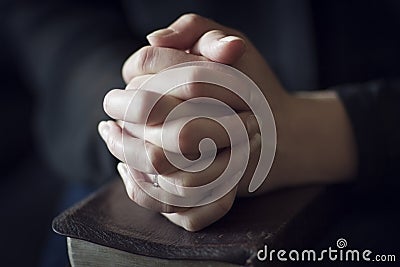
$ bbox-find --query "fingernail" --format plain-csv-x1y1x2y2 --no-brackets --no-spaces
103,89,121,114
147,28,176,38
98,121,110,141
246,115,259,137
219,35,242,43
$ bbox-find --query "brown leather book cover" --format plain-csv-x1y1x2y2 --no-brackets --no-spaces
53,179,339,266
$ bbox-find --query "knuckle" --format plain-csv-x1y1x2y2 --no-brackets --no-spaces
135,46,156,74
179,13,203,25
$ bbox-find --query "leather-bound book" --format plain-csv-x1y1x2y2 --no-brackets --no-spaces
53,179,341,267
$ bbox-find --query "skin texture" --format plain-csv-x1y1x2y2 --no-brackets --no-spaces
98,14,357,231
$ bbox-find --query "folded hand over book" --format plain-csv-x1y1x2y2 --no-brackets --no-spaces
97,13,357,232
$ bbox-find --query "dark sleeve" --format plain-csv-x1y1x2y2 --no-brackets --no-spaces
335,80,400,192
2,1,141,185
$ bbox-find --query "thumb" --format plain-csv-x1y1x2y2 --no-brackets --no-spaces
146,14,219,50
190,30,246,65
146,14,245,64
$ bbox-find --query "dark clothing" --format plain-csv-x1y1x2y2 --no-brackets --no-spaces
336,80,400,193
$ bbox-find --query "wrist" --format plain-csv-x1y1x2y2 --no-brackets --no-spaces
258,90,358,193
286,91,357,183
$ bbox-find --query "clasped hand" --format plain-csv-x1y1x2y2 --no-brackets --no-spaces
99,14,297,231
